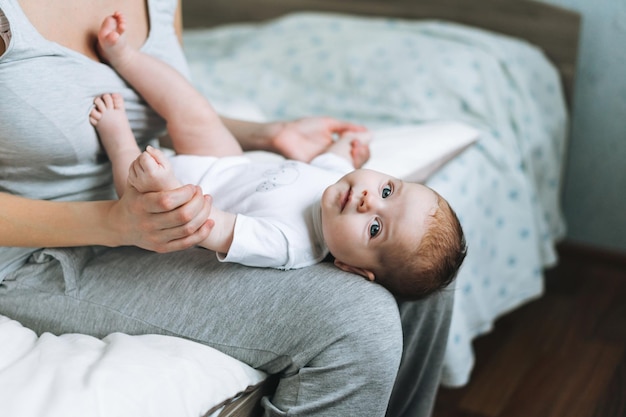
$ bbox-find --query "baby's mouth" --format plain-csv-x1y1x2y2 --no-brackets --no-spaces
341,188,352,212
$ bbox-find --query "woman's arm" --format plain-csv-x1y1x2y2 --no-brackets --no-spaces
221,116,369,162
0,186,213,253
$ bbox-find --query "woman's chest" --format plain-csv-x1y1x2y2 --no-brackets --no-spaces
0,57,160,168
18,0,149,61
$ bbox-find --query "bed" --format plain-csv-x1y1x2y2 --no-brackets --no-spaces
0,0,581,416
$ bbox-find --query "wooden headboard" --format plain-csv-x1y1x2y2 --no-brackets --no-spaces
181,0,581,105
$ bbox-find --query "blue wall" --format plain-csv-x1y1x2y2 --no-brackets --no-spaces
538,0,626,253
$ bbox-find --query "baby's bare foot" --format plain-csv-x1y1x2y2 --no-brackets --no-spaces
97,11,132,67
90,93,135,150
128,146,182,193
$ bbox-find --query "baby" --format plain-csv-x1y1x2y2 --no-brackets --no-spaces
90,12,467,300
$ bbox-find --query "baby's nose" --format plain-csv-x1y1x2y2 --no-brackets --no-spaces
357,190,375,213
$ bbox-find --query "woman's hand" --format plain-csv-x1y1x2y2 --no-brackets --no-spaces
109,184,214,253
271,117,369,162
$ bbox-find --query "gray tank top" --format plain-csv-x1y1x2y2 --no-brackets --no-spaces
0,0,191,278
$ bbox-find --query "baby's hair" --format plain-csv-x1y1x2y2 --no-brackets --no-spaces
376,192,467,301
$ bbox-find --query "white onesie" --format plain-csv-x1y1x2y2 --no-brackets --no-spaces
169,153,353,270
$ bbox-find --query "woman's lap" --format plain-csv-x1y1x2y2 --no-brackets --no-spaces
0,245,408,416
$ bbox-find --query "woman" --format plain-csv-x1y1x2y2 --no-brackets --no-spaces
0,0,454,415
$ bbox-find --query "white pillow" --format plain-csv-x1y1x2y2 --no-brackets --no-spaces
0,314,267,417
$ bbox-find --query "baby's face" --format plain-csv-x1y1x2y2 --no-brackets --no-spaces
320,169,438,277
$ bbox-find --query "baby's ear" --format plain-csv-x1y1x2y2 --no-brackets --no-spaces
334,259,376,281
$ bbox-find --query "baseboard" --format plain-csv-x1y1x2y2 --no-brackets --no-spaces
557,240,626,267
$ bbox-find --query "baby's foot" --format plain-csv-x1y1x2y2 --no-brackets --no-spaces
97,11,132,67
128,146,182,193
90,93,136,157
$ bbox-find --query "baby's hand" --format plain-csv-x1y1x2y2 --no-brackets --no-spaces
340,130,372,147
349,137,371,169
327,131,372,168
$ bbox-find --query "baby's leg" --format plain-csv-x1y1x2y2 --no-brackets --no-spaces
128,146,182,193
97,12,243,158
90,93,141,197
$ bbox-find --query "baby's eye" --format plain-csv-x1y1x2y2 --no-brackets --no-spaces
369,219,381,238
381,184,392,198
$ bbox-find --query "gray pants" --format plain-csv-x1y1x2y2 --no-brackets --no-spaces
0,246,453,417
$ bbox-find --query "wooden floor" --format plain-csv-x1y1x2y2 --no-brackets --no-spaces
433,245,626,417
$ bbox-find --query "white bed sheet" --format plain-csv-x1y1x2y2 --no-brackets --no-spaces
183,12,568,387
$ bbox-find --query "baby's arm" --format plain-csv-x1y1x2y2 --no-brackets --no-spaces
199,204,236,255
325,131,372,168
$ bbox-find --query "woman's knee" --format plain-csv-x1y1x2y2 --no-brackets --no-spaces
308,280,403,375
268,282,403,415
345,284,403,370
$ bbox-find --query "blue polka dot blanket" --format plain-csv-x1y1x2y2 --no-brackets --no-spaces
183,12,568,387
